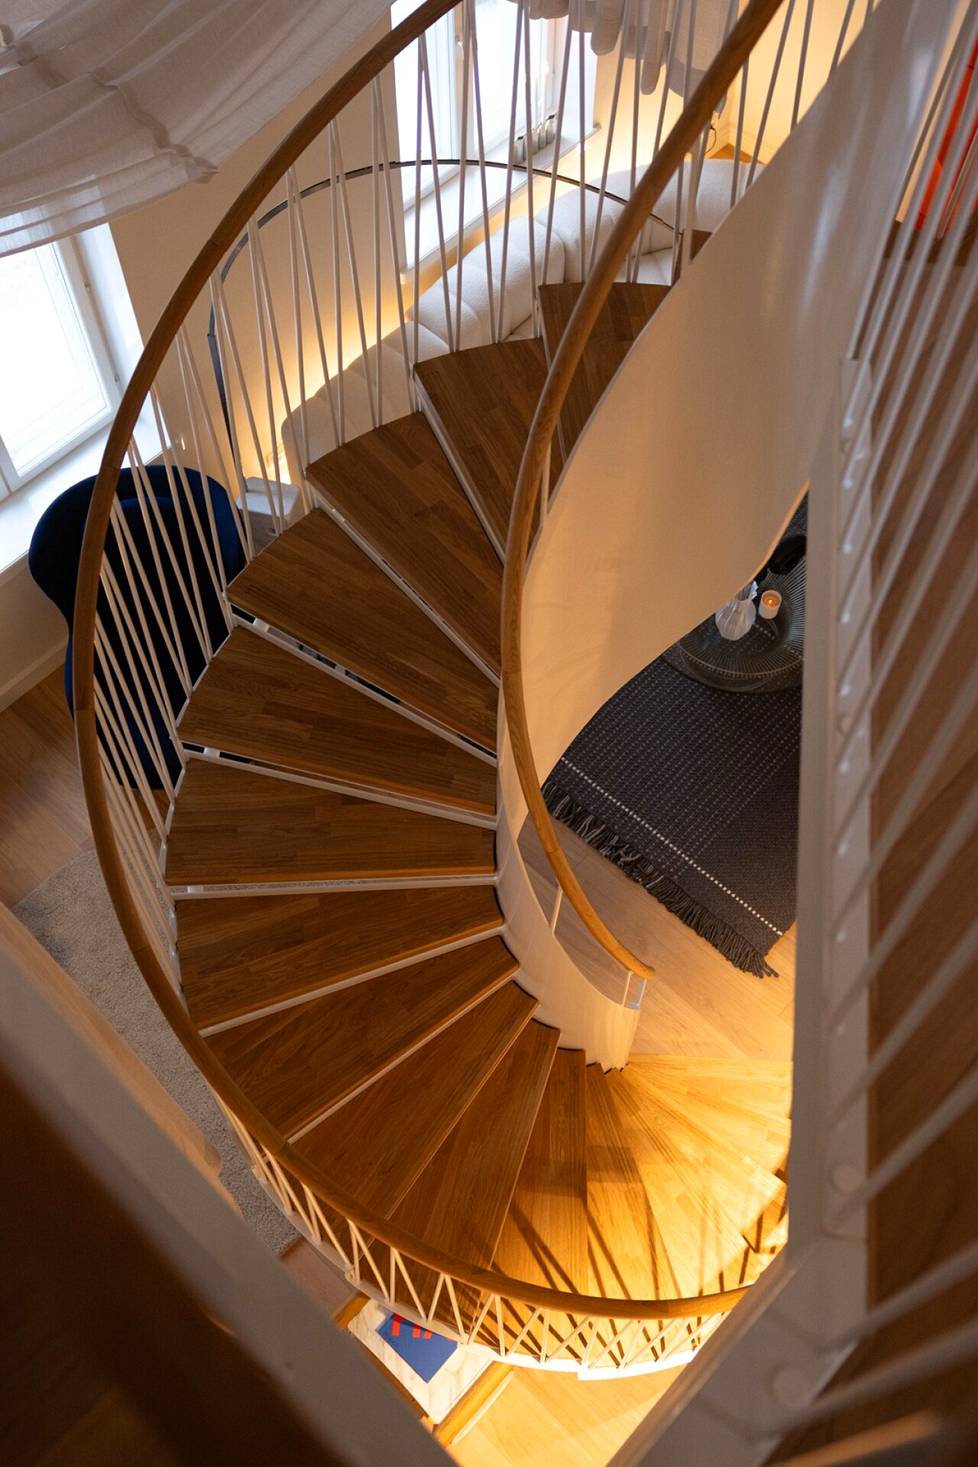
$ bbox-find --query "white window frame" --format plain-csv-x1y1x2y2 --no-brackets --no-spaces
0,237,121,503
392,2,570,203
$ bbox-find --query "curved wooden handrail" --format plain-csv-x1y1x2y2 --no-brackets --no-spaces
71,0,782,1331
500,0,786,989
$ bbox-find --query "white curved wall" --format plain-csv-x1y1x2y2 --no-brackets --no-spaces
518,0,954,785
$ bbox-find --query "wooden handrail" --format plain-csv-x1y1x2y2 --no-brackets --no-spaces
500,0,787,989
70,0,785,1329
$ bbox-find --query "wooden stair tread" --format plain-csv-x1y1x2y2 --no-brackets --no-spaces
609,1074,753,1296
177,885,505,1029
178,627,495,815
620,1077,785,1263
165,761,494,886
493,1048,588,1293
584,1065,665,1301
538,282,668,455
414,340,559,555
295,981,537,1213
306,414,503,673
228,509,496,749
389,1020,559,1271
204,938,518,1137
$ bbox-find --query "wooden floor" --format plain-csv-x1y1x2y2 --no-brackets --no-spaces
0,669,91,907
520,817,795,1062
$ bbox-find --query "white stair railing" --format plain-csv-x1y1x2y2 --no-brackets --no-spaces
71,0,913,1371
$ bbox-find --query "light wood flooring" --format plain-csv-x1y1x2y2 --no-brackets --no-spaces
0,669,92,906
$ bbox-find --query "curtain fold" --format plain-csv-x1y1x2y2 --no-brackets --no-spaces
0,0,389,255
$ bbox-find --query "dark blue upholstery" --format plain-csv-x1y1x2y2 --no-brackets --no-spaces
29,465,245,788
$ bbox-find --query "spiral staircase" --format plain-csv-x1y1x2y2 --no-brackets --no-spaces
165,296,791,1357
68,0,972,1397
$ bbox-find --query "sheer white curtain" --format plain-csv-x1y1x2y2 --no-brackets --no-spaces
522,0,735,94
0,0,389,255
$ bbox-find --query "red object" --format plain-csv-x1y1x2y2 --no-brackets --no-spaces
390,1313,432,1341
916,40,978,230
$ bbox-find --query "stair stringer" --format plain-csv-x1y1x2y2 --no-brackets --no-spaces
514,0,955,791
495,794,638,1069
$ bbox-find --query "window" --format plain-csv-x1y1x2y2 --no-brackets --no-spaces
391,0,568,182
0,239,119,500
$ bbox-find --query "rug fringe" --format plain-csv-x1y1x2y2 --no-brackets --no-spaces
542,779,779,979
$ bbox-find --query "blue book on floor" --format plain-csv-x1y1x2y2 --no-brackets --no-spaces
376,1312,457,1382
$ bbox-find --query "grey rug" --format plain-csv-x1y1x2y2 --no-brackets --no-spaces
15,850,295,1253
543,659,801,978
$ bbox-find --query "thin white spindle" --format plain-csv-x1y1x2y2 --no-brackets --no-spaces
288,168,341,446
331,125,378,426
327,127,346,444
468,0,497,341
372,78,415,403
541,18,573,287
746,0,798,189
212,272,280,526
246,216,286,523
418,32,456,353
588,0,632,277
496,3,525,340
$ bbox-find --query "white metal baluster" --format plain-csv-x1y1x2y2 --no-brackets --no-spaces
93,703,168,899
150,393,215,659
835,407,978,779
838,48,978,510
824,1239,978,1352
829,1070,978,1228
791,0,815,130
102,776,175,972
157,430,231,638
577,26,586,281
455,0,473,347
95,606,178,811
588,0,632,278
830,782,978,1033
128,437,211,669
746,0,797,189
468,0,497,342
101,545,184,748
175,329,249,586
201,291,256,560
522,1,537,326
496,3,525,340
829,915,978,1126
252,215,299,516
844,14,974,378
93,666,170,845
212,271,280,526
289,166,340,447
372,78,415,404
327,127,346,444
125,446,194,693
331,126,379,428
285,171,312,510
730,54,748,209
247,216,286,523
412,44,424,369
370,90,384,416
542,18,573,286
443,1276,466,1337
418,31,456,354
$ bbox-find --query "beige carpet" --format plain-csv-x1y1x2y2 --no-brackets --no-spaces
15,849,296,1253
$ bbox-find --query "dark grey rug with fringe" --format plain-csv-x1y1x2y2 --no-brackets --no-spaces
543,658,801,976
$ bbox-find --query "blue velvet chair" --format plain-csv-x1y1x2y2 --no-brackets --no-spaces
29,465,245,788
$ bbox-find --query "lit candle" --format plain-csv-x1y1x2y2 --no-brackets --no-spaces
758,589,782,619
